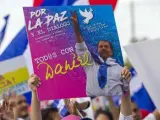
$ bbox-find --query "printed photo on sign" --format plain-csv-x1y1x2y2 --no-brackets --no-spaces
23,5,128,100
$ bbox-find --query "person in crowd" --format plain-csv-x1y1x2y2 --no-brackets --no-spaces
64,99,90,118
108,84,160,120
0,75,91,120
0,98,16,120
70,11,131,97
95,109,114,120
28,74,92,120
41,108,61,120
93,84,133,120
107,96,120,120
0,92,30,120
131,100,160,120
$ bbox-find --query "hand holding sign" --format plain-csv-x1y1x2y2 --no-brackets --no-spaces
28,74,41,92
121,67,132,81
64,99,79,116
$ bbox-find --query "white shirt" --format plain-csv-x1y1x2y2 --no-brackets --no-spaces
144,113,156,120
119,113,156,120
17,116,30,120
75,42,129,97
119,113,133,120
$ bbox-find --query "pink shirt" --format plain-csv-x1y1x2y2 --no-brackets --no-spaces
62,115,81,120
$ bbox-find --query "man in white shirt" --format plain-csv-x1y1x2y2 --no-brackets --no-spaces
70,11,131,97
119,97,160,120
107,87,160,120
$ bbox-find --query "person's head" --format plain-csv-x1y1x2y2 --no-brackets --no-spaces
131,101,142,120
95,109,113,120
9,95,29,118
97,40,113,60
41,108,62,120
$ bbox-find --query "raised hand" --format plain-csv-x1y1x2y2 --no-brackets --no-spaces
121,66,132,82
70,11,79,25
28,74,41,92
0,93,16,120
64,99,78,116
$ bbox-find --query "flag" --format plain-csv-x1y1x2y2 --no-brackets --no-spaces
52,100,68,117
0,27,28,61
131,84,156,112
0,16,29,100
124,40,160,111
0,15,9,45
130,68,156,112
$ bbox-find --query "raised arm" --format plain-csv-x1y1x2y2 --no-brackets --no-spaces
28,74,42,120
70,11,94,65
119,67,132,120
120,91,132,116
70,11,83,43
107,96,120,120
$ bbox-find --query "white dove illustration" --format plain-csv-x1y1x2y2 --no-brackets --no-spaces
79,8,93,24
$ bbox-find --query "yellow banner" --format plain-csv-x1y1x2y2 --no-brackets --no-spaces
0,67,29,93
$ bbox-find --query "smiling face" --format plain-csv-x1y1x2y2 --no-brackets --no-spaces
14,95,29,118
98,40,113,60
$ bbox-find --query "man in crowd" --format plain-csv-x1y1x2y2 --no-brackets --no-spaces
0,93,29,120
106,87,160,120
131,100,160,120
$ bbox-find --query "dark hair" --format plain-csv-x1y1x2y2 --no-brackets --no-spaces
97,40,114,52
95,109,113,120
41,108,59,120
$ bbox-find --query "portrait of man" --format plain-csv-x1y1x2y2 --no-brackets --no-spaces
70,11,131,97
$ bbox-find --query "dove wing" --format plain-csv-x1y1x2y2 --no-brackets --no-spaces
79,9,87,18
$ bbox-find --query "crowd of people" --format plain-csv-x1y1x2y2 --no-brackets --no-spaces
0,70,160,120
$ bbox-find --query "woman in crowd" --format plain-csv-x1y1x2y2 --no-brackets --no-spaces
95,109,114,120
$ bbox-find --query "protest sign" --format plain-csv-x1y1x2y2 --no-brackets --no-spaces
23,5,123,100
